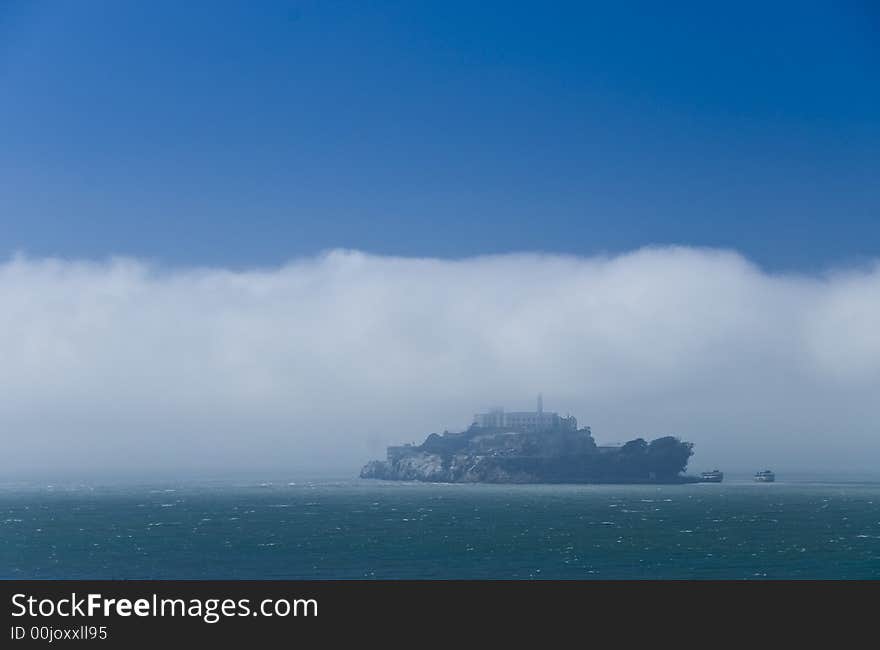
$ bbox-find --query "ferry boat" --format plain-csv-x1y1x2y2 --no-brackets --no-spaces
700,469,724,483
754,470,775,482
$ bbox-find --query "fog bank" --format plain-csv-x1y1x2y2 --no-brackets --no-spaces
2,247,878,477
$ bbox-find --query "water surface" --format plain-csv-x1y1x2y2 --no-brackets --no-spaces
2,479,879,579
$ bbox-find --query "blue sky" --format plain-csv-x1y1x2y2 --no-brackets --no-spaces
1,0,877,270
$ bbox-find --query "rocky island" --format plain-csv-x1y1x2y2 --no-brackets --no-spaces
360,397,696,484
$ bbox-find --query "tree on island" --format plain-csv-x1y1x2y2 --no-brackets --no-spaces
645,436,694,478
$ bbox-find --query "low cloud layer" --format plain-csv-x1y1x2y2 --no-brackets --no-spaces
2,247,879,478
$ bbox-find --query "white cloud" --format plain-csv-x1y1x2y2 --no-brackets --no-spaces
1,247,879,478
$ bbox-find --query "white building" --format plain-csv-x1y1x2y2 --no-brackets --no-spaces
472,395,578,432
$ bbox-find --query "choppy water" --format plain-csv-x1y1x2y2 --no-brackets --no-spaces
2,479,879,579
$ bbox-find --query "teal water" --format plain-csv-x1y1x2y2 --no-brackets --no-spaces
2,479,879,579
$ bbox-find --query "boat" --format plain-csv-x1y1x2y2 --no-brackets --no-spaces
700,469,724,483
754,470,775,482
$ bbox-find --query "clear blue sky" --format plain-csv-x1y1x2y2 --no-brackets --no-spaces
1,1,877,270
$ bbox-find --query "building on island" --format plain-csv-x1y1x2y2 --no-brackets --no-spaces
472,394,580,433
386,444,416,462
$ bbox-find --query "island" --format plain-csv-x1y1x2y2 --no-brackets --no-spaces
360,396,696,484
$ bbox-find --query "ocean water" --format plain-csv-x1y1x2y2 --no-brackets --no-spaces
2,479,879,579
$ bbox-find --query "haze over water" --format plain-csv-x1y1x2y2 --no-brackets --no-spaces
3,479,879,579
